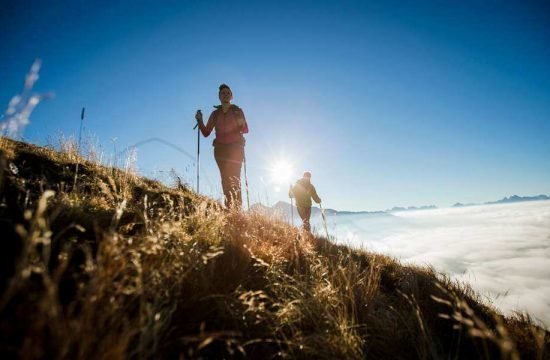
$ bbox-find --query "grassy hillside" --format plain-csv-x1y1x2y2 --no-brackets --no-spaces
0,137,548,359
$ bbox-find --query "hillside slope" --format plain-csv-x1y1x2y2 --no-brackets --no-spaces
0,137,548,359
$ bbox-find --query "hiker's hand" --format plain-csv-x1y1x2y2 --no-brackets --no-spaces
195,110,203,123
236,116,245,130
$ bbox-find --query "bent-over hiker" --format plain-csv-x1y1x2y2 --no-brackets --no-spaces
195,84,249,209
289,171,321,232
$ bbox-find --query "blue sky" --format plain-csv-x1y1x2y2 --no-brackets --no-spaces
2,0,549,211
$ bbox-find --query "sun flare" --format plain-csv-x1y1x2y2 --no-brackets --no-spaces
269,159,294,186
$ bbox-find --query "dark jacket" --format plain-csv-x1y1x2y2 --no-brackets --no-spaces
289,178,321,208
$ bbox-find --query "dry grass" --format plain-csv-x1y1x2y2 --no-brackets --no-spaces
0,137,548,359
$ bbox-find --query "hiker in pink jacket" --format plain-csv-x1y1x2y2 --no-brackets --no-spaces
195,84,249,209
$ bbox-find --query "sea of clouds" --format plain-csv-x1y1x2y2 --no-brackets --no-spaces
312,200,550,328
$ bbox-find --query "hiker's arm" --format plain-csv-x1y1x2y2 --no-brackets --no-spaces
198,112,215,137
311,186,321,204
238,108,249,134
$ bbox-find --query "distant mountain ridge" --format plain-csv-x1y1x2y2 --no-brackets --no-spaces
386,205,437,213
254,194,550,217
487,194,550,204
453,194,550,208
251,201,388,219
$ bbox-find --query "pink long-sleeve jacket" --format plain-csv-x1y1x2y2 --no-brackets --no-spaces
199,105,249,145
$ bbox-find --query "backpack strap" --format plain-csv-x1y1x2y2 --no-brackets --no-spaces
212,104,242,126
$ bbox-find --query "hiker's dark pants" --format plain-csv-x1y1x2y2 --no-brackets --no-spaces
297,206,311,232
214,143,244,209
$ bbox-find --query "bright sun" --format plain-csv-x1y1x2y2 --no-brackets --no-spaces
269,159,294,186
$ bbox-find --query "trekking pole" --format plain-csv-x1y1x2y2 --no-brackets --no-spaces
193,110,201,193
243,149,250,211
73,107,85,189
289,184,294,226
320,203,329,239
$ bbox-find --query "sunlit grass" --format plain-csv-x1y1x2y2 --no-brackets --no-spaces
0,137,547,359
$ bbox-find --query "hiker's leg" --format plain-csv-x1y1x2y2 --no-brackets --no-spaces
297,206,311,232
214,145,232,208
303,207,311,232
226,145,244,209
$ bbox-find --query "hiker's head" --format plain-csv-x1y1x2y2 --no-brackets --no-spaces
218,84,233,104
303,171,312,182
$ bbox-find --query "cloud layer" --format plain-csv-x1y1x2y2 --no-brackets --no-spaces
313,201,550,327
